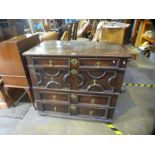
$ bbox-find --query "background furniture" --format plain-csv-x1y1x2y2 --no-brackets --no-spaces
139,20,155,46
0,19,26,42
41,31,58,41
92,20,131,44
101,28,126,44
0,34,40,106
24,41,130,122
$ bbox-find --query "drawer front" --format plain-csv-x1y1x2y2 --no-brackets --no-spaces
29,57,126,92
36,101,69,113
77,69,125,92
34,90,117,119
34,90,69,104
32,57,69,67
34,67,70,90
79,58,120,68
78,107,108,118
77,93,118,107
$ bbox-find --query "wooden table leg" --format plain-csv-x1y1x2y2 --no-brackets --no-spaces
25,87,36,109
0,80,13,108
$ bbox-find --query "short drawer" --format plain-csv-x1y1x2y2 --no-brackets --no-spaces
78,107,108,118
79,58,120,68
34,90,70,104
32,57,69,67
36,101,69,113
77,93,118,107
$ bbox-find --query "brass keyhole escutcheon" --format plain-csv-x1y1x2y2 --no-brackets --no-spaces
96,61,101,68
71,58,78,65
70,105,76,110
89,110,93,116
71,69,77,75
54,106,57,112
49,60,53,67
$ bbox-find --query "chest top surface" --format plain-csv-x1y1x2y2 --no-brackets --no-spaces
23,40,130,58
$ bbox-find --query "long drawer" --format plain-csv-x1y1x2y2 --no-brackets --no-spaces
36,100,115,120
28,67,125,93
31,57,127,68
34,89,118,106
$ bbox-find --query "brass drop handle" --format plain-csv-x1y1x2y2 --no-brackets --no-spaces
70,105,76,110
89,110,93,116
93,79,97,86
54,106,57,112
71,94,77,99
53,95,56,100
96,61,101,68
91,99,95,104
49,60,53,67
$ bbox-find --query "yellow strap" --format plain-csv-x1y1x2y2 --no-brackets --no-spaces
140,84,145,86
106,123,123,135
114,131,123,135
106,124,115,128
134,84,139,86
128,84,133,86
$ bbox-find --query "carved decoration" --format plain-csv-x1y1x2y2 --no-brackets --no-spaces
87,70,106,79
43,68,61,77
80,70,117,92
46,77,62,88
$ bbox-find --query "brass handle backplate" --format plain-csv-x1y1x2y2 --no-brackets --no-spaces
71,58,78,65
71,69,77,75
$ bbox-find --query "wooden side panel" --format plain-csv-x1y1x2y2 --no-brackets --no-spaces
0,43,25,76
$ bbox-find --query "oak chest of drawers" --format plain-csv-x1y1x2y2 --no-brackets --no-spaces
23,41,130,122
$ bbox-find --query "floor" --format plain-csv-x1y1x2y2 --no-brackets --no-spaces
0,51,155,135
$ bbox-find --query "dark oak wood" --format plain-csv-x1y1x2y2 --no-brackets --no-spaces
0,34,40,107
23,40,131,58
23,40,130,122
